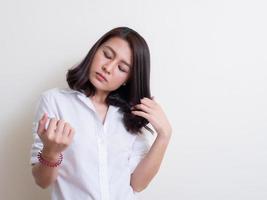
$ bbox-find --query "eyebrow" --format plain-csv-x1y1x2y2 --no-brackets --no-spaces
103,45,131,68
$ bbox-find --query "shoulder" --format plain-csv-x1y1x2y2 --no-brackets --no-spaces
37,87,76,109
40,87,81,100
36,87,82,117
41,87,60,97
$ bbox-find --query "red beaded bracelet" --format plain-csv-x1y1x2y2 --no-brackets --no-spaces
37,150,63,167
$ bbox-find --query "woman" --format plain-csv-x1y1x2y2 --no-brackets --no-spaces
30,26,172,200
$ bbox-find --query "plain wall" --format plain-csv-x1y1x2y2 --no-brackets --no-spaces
0,0,266,199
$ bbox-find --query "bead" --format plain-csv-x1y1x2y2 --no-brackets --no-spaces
37,150,63,167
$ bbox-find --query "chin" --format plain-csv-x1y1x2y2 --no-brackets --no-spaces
90,77,109,92
91,78,102,88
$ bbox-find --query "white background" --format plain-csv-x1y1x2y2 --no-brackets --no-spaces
0,0,266,199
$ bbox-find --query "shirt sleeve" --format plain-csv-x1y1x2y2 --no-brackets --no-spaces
128,130,152,174
29,93,57,166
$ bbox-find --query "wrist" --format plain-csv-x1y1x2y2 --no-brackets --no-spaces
38,149,63,168
41,148,61,162
156,132,171,142
157,128,172,139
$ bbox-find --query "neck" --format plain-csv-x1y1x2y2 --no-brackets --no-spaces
90,90,109,105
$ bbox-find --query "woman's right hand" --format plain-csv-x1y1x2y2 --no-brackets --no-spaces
37,113,75,161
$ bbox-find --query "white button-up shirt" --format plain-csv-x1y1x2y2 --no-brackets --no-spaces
30,87,152,200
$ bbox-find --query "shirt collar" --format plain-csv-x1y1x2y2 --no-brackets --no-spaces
59,87,120,113
59,87,83,95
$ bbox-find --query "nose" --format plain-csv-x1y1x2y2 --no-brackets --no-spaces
102,61,116,74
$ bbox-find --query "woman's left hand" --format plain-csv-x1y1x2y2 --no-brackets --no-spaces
131,97,172,139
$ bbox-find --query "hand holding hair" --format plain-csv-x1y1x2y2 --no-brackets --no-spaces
131,97,172,139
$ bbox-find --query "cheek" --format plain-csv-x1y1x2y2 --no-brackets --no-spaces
91,53,105,69
115,73,129,84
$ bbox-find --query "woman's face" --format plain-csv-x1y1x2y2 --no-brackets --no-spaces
89,37,132,94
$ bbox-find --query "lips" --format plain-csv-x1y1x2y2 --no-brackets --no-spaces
96,72,107,82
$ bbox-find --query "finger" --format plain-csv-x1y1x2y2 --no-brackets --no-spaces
68,128,75,140
133,103,153,114
62,123,71,136
140,97,156,108
131,110,151,120
55,119,65,135
64,128,75,145
37,113,48,135
47,118,58,136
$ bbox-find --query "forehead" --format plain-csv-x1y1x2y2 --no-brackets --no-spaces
101,37,132,64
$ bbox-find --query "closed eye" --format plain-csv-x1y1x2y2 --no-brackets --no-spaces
103,50,128,73
118,65,127,72
103,51,112,59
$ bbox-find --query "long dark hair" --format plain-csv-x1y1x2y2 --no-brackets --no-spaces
66,26,153,134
